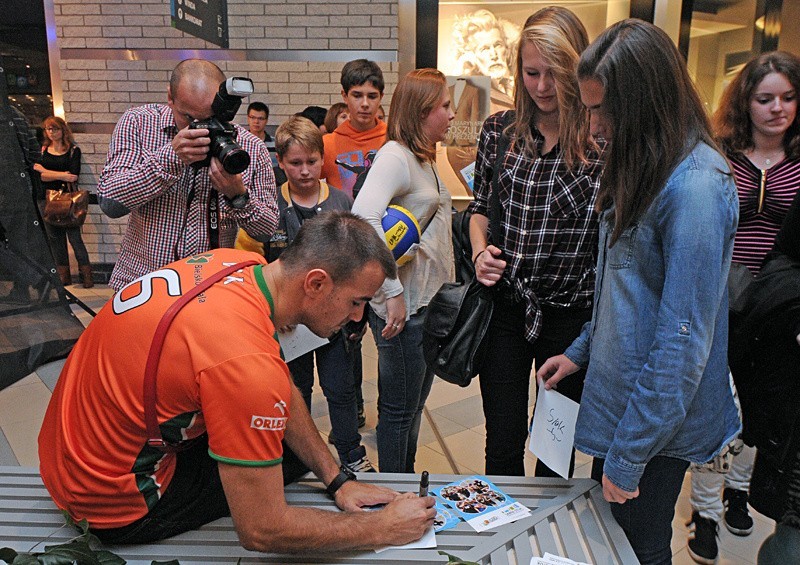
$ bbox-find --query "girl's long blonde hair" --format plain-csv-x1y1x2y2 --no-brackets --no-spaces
511,7,593,169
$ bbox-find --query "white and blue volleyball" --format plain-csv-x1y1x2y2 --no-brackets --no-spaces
381,205,421,266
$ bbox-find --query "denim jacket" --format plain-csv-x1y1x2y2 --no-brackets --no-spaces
564,142,741,492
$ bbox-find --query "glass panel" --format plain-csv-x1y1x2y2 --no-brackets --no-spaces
1,1,53,127
686,0,799,113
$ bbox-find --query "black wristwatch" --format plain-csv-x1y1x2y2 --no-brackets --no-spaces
226,190,250,210
326,465,357,497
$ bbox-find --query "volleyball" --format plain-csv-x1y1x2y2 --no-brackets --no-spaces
381,205,421,266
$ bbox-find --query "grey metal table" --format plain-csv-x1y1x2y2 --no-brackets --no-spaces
0,467,639,564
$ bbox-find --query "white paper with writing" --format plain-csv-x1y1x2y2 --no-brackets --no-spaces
528,379,580,479
375,526,436,553
278,324,330,362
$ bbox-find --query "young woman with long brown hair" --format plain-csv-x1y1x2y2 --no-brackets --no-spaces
34,116,92,287
352,68,455,473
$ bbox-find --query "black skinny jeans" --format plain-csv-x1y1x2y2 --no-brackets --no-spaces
478,291,591,477
45,223,89,266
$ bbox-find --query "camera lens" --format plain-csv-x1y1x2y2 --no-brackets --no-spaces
213,137,250,174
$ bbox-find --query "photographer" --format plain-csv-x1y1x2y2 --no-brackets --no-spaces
97,59,278,291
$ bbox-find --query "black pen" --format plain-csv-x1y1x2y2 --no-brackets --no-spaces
419,470,429,497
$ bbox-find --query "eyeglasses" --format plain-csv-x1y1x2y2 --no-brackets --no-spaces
44,127,61,132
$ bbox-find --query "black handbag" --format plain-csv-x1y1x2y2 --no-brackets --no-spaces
422,112,514,386
423,277,494,386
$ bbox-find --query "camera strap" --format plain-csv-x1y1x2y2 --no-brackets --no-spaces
208,188,220,249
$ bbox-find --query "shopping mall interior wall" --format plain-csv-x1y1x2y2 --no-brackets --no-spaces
51,0,400,268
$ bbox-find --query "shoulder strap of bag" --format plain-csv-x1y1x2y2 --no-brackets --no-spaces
144,260,259,452
488,111,515,247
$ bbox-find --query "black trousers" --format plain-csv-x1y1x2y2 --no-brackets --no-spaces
478,292,591,477
91,436,309,544
591,456,689,565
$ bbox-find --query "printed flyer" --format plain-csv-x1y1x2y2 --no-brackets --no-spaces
433,500,461,533
433,475,531,532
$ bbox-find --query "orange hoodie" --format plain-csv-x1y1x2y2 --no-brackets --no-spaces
321,119,387,198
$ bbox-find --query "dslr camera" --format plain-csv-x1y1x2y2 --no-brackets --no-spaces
188,77,254,174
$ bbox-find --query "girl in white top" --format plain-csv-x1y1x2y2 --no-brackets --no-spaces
352,68,455,472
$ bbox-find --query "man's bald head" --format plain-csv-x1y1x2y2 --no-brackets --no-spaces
169,59,225,100
167,59,226,130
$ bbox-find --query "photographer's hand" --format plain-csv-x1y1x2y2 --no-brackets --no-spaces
209,157,247,199
172,126,210,166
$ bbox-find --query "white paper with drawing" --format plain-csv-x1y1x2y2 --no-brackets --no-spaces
528,379,580,479
278,324,330,362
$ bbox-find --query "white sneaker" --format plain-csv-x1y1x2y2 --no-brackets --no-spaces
343,445,376,473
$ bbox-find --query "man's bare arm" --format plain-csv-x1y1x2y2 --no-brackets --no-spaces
219,461,435,552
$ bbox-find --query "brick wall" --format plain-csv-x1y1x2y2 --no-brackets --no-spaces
53,0,400,267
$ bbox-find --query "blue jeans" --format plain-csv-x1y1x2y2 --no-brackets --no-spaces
288,332,361,461
592,455,689,565
369,308,434,473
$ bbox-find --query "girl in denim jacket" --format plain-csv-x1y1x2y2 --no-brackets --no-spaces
538,20,741,565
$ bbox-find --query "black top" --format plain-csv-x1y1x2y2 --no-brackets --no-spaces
40,145,81,193
772,186,800,263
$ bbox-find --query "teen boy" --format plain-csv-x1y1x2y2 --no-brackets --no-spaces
264,116,375,473
321,59,387,198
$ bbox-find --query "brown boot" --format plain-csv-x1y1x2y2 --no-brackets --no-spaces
56,266,71,285
79,265,94,288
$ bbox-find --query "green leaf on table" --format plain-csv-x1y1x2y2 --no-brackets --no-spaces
437,550,480,564
40,540,101,564
95,549,126,564
10,555,40,565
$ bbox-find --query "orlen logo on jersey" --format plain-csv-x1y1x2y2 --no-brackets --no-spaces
250,415,287,431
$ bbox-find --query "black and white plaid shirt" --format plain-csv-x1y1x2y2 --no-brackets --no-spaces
467,111,605,342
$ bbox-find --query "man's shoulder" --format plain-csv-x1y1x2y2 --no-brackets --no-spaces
116,104,170,131
123,103,169,119
236,126,270,157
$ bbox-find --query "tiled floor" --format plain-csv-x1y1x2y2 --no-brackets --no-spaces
0,283,774,564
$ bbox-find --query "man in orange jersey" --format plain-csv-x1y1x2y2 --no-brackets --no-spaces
38,211,435,552
320,59,387,198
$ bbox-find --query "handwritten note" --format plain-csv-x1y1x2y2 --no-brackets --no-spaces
528,379,580,479
277,324,330,362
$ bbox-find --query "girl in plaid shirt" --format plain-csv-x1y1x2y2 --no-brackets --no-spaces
467,7,604,478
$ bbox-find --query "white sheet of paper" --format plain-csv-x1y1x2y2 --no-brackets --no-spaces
530,552,591,565
278,324,330,362
467,501,531,532
374,526,436,553
528,379,580,479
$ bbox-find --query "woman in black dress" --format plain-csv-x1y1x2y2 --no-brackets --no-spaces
34,116,92,287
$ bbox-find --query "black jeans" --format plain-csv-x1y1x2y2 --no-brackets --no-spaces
91,436,309,544
591,456,689,565
44,222,89,266
478,292,591,477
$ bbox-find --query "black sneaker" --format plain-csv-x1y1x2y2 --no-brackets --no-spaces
357,406,366,428
687,511,718,565
723,488,754,536
342,445,376,473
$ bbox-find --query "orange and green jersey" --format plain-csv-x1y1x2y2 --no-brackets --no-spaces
39,249,292,529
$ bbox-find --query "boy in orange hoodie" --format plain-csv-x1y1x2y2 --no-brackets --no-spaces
321,59,387,198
